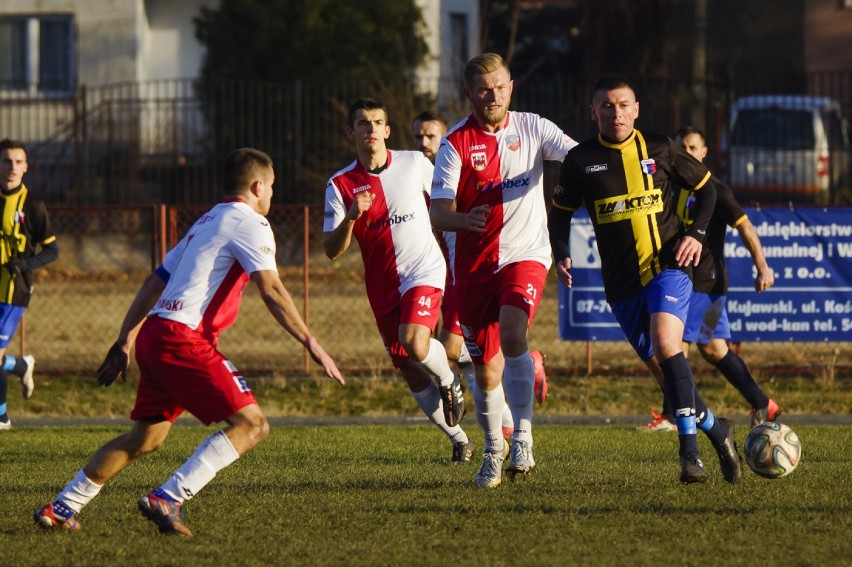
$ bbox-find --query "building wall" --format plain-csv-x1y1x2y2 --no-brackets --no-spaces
142,0,216,81
804,0,852,72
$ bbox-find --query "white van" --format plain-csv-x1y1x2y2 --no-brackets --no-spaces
725,95,850,204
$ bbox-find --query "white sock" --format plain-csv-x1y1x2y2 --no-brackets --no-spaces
411,381,468,444
160,430,239,502
57,469,103,514
504,352,534,445
418,338,456,387
474,382,506,453
502,400,514,433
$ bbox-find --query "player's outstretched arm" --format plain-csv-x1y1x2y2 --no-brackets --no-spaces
97,270,167,386
251,269,344,384
737,218,774,292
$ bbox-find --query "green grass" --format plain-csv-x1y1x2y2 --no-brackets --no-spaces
3,424,851,566
12,371,852,420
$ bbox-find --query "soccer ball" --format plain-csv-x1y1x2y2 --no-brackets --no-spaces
743,422,801,479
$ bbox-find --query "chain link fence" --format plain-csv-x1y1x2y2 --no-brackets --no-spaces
19,205,851,379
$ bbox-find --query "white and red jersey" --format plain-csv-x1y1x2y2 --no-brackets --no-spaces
432,111,577,285
324,150,446,316
150,200,278,340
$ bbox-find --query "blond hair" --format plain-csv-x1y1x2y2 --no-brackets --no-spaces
463,53,509,88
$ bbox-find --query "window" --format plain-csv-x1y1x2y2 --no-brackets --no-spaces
0,15,73,94
449,13,469,77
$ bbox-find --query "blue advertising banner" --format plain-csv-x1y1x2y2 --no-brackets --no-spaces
558,207,852,342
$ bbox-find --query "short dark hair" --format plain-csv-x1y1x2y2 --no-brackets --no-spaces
0,138,27,160
592,75,636,96
412,110,447,128
348,98,388,129
674,126,706,143
223,148,273,195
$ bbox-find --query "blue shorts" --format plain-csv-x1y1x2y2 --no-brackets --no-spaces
683,292,730,344
609,270,692,361
0,304,25,348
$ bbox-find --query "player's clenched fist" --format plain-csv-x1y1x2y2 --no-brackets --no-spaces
347,191,375,221
96,341,130,386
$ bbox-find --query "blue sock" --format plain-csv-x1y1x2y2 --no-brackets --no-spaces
2,355,15,372
0,401,7,422
152,488,179,502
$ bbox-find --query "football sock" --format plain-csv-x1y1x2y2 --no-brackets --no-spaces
502,401,514,434
160,430,240,502
714,349,769,410
418,338,455,387
660,353,699,456
697,409,730,446
0,368,7,417
57,469,103,513
474,382,506,453
2,355,15,372
0,402,7,423
503,352,534,445
410,380,467,442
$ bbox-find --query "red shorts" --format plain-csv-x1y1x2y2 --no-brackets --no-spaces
458,261,547,365
375,285,442,368
131,317,257,425
440,282,463,337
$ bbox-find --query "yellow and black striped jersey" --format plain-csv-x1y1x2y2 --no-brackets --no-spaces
553,129,711,302
0,184,56,306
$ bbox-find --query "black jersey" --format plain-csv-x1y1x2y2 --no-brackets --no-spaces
553,129,711,302
0,184,57,306
675,177,746,295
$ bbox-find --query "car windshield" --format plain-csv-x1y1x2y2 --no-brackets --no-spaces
731,109,815,150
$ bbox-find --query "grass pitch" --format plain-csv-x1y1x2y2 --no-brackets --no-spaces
3,423,850,566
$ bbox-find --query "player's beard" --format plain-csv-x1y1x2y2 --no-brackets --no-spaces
481,101,509,126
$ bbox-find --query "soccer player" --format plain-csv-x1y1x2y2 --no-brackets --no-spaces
324,98,474,464
35,148,343,536
639,127,780,432
412,111,548,441
549,76,742,484
0,139,57,429
430,53,576,488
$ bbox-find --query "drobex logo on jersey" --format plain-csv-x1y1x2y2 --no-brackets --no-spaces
476,176,531,193
156,298,184,311
352,184,372,194
367,211,417,230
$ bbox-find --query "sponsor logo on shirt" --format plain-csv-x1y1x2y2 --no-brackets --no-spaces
594,189,664,224
352,184,372,194
469,144,487,151
505,134,521,151
155,298,185,311
417,310,432,317
475,176,531,193
471,152,487,171
196,213,216,225
641,159,657,175
366,211,417,230
665,295,679,303
14,211,25,224
259,245,273,255
585,163,608,173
